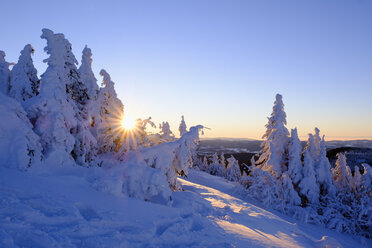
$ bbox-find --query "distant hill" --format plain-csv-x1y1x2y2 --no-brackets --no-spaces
198,138,372,171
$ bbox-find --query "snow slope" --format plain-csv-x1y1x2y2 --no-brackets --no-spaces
0,167,369,248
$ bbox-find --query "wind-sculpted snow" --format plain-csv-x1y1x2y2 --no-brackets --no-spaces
0,167,368,247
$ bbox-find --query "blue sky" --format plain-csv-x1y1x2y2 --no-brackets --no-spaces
1,0,371,139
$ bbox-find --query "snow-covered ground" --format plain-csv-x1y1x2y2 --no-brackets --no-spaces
0,167,369,248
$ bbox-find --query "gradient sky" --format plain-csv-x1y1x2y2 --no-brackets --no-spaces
1,0,371,140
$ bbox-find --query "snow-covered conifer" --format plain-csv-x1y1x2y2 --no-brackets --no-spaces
220,152,226,168
202,156,209,171
304,133,317,162
263,142,282,178
316,135,336,196
0,51,14,95
288,128,303,185
332,153,352,193
299,150,319,205
179,115,187,137
26,29,80,166
208,153,223,176
256,94,289,175
159,121,175,142
78,45,99,100
313,128,322,162
9,44,40,102
26,29,97,166
96,69,124,154
225,156,241,182
280,172,301,206
361,163,372,196
351,167,362,192
0,92,42,170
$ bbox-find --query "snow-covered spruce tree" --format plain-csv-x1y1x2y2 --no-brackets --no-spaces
26,29,96,166
287,128,303,185
96,69,124,154
220,152,226,168
225,155,241,182
208,152,223,176
0,51,14,95
256,94,289,177
279,172,301,209
0,92,42,170
78,45,99,101
247,165,281,208
358,163,372,237
26,29,80,166
9,44,40,102
299,150,320,205
78,45,100,137
332,153,352,193
316,135,336,197
312,128,322,161
179,115,187,137
304,133,317,163
201,156,209,172
361,163,372,197
159,121,175,142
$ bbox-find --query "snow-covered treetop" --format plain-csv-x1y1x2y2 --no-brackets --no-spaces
79,45,98,99
179,115,187,137
0,51,6,63
41,28,78,68
100,69,115,89
288,128,303,184
159,121,175,142
9,44,39,101
0,50,14,94
19,44,34,57
81,45,93,66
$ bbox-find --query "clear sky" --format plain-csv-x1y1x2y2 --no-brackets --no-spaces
1,0,371,140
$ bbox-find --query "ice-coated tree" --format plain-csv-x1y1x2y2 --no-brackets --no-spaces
313,128,322,162
26,29,81,166
316,135,336,196
96,69,124,154
78,45,99,100
361,163,372,196
240,170,249,187
179,115,187,137
202,156,209,171
332,153,352,193
351,167,362,192
208,153,223,176
263,142,282,178
0,92,42,170
287,128,303,185
9,44,40,102
247,166,280,208
219,152,226,169
256,94,289,175
0,50,14,95
159,121,175,142
25,29,97,167
78,45,100,136
299,150,319,205
225,155,241,182
279,172,301,207
304,133,318,162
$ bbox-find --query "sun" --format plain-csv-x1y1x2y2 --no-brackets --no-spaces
121,116,136,130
